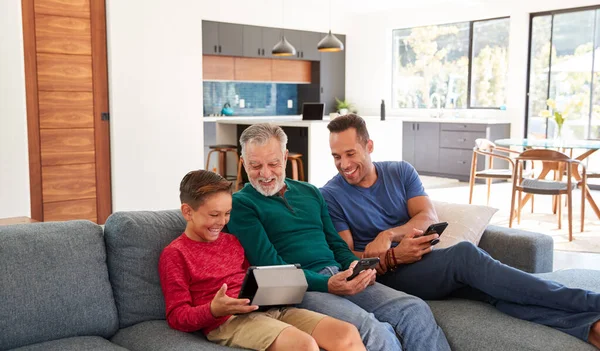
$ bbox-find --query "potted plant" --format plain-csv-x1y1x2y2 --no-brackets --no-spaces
335,98,353,115
539,98,583,139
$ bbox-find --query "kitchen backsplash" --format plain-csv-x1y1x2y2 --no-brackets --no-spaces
203,82,299,116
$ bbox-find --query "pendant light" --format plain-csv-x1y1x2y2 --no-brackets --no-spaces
318,0,344,52
272,0,297,56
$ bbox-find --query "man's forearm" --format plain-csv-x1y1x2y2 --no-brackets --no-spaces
351,249,363,258
388,211,438,242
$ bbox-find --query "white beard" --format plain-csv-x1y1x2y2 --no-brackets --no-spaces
250,176,285,196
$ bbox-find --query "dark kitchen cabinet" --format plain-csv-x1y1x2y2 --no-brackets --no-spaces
320,34,345,114
243,25,282,58
302,32,322,61
279,30,322,61
202,21,243,56
402,122,440,174
402,121,511,181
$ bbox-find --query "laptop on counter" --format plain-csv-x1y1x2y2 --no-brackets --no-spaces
301,103,325,120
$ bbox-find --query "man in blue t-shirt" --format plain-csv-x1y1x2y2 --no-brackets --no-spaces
320,114,600,347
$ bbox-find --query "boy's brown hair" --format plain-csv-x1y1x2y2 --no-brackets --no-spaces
179,170,232,209
326,113,370,145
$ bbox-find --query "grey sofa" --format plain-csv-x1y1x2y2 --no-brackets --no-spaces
0,210,598,351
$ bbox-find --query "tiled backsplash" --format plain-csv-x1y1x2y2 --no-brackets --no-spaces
203,82,299,116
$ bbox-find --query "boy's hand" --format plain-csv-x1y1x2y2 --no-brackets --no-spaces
327,261,376,296
210,284,259,318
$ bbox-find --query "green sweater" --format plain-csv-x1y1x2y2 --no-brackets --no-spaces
228,179,358,292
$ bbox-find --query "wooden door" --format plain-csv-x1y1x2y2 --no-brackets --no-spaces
21,0,112,224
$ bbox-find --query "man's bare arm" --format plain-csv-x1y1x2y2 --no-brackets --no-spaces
338,229,364,258
363,196,439,259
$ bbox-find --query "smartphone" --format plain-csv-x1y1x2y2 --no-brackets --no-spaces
346,257,380,281
423,222,448,246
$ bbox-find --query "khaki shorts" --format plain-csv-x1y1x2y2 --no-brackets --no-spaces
206,307,326,351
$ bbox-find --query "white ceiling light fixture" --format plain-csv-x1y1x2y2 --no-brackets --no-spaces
318,0,344,52
272,0,297,57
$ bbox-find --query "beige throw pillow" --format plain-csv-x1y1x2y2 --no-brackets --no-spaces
432,201,498,249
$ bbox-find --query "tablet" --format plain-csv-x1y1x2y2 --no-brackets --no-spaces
238,264,307,307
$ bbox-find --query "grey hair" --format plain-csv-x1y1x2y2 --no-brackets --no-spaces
240,123,288,159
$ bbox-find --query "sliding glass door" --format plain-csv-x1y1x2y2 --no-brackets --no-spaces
527,8,597,140
526,6,600,183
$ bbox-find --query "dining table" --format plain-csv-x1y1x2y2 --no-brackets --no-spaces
495,138,600,219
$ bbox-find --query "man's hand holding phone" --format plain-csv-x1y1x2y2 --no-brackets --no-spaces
328,260,376,296
392,228,439,265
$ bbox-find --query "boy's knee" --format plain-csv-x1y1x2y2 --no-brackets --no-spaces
295,333,319,351
335,322,363,349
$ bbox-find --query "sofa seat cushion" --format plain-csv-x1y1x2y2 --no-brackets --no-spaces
104,210,187,328
111,320,247,351
10,336,128,351
428,268,600,351
0,221,119,350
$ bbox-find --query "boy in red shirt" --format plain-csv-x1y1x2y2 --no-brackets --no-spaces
159,170,365,351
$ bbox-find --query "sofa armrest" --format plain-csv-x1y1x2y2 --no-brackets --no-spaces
477,225,553,273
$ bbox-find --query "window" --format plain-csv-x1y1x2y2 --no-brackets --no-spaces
470,18,511,108
526,6,600,188
392,18,510,110
526,8,598,140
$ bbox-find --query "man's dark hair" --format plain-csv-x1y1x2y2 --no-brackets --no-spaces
327,113,370,144
179,170,232,209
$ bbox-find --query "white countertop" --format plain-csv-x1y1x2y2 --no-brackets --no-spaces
203,115,510,125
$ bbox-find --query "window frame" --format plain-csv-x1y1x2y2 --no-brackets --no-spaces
524,5,600,138
391,16,510,110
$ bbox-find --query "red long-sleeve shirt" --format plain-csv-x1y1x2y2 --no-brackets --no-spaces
158,232,249,334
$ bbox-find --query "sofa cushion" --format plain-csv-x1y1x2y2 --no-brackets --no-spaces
428,268,600,351
10,336,128,351
111,320,247,351
0,221,119,350
432,201,498,249
104,210,186,328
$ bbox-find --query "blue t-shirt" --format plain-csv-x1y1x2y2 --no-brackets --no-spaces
320,161,427,252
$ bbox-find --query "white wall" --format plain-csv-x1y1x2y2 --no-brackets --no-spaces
0,0,30,218
345,0,600,140
7,0,599,214
106,0,349,211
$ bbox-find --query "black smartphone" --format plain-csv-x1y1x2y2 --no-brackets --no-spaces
423,222,448,246
346,257,380,281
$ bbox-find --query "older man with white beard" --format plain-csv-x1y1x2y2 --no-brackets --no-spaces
227,123,450,351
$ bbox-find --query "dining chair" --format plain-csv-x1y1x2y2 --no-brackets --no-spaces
468,138,532,206
509,149,587,241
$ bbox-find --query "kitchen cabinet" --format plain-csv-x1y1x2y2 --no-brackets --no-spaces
279,30,322,61
320,34,345,114
402,122,440,173
202,21,243,56
243,25,282,58
402,121,511,181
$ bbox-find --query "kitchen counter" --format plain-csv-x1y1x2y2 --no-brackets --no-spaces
210,117,403,187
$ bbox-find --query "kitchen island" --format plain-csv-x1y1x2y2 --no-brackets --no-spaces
207,116,403,187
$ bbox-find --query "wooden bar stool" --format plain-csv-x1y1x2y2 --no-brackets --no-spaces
206,144,239,181
287,152,305,181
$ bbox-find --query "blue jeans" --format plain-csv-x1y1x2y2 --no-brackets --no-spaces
298,266,450,351
377,241,600,341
